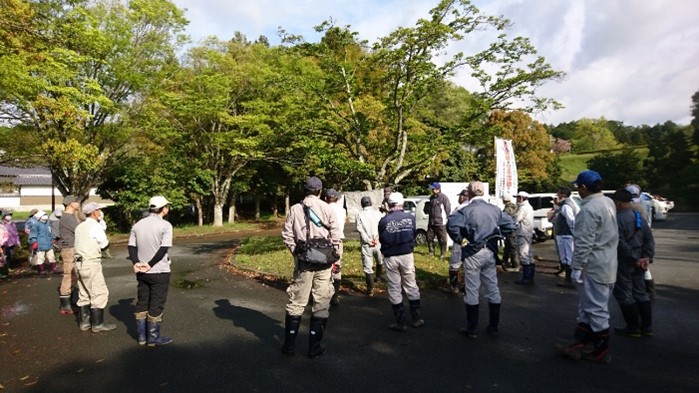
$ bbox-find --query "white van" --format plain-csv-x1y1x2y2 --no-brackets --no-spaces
525,193,557,241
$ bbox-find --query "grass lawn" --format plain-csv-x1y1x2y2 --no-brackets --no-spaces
557,153,595,183
231,236,451,293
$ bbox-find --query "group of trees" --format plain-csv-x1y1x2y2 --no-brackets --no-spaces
2,0,568,225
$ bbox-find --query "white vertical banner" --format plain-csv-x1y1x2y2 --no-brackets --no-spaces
495,137,518,199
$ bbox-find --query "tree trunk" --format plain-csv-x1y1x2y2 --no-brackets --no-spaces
284,192,290,217
213,203,224,227
254,193,261,221
228,192,236,224
195,196,203,226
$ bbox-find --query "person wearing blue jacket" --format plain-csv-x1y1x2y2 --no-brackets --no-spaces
447,181,516,338
379,192,424,331
28,211,57,274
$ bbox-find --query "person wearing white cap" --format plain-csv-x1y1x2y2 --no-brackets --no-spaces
28,210,57,274
514,191,535,285
128,195,174,346
379,192,425,331
74,202,116,332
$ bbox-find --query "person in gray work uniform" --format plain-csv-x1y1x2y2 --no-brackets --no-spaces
281,177,341,358
128,196,174,347
447,181,516,338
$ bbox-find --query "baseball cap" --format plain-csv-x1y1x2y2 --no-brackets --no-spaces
457,189,469,197
517,191,530,198
149,196,170,209
62,195,82,206
387,192,405,205
428,182,441,190
625,184,641,203
326,189,340,198
611,188,633,203
33,210,46,220
82,202,102,215
304,176,322,191
501,194,512,202
573,170,603,188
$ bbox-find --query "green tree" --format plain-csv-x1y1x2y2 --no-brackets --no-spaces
571,118,621,153
0,0,187,197
587,149,646,190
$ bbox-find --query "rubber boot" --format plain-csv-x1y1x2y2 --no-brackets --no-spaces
637,301,653,337
460,304,479,338
583,329,612,364
308,316,327,358
439,243,447,260
79,305,91,331
486,303,500,336
90,308,116,333
365,273,375,296
330,280,340,306
645,279,656,300
557,267,575,288
614,303,641,338
441,269,460,294
409,299,425,328
135,311,147,345
281,313,301,355
389,303,407,332
375,264,384,282
515,265,534,285
554,262,565,277
147,313,173,346
558,322,592,360
49,262,58,273
37,263,46,274
59,296,74,315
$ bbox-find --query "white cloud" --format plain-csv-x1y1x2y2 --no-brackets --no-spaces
171,0,699,126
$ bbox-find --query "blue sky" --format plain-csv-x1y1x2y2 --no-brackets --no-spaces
171,0,699,127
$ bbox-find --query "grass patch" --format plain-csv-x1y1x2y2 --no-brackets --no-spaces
231,236,450,292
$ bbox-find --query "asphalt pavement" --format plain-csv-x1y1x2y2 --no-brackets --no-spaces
1,214,698,393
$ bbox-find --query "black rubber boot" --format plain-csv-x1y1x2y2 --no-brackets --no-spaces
442,269,460,294
460,304,479,338
79,305,91,331
331,280,341,304
135,311,147,345
409,299,425,328
615,303,641,338
389,303,407,332
90,308,116,333
365,273,375,296
637,301,653,336
557,267,575,288
282,313,301,355
583,329,612,364
375,264,384,282
554,263,565,276
59,296,74,315
515,265,534,285
486,303,500,336
308,316,327,358
147,313,173,346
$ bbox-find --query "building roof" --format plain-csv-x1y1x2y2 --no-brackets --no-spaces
0,166,52,186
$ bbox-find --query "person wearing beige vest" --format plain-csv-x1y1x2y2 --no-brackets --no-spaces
74,202,116,333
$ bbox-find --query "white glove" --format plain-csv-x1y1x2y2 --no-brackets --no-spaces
571,269,583,284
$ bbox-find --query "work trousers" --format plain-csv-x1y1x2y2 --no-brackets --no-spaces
76,261,109,309
59,247,78,296
462,247,501,306
555,235,574,266
613,261,649,305
576,272,613,332
286,262,333,318
384,254,420,305
136,272,171,316
360,242,383,274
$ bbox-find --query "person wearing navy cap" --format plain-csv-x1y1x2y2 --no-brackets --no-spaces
424,182,451,259
559,170,618,364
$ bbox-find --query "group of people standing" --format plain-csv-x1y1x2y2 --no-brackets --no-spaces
1,195,177,347
281,171,656,364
